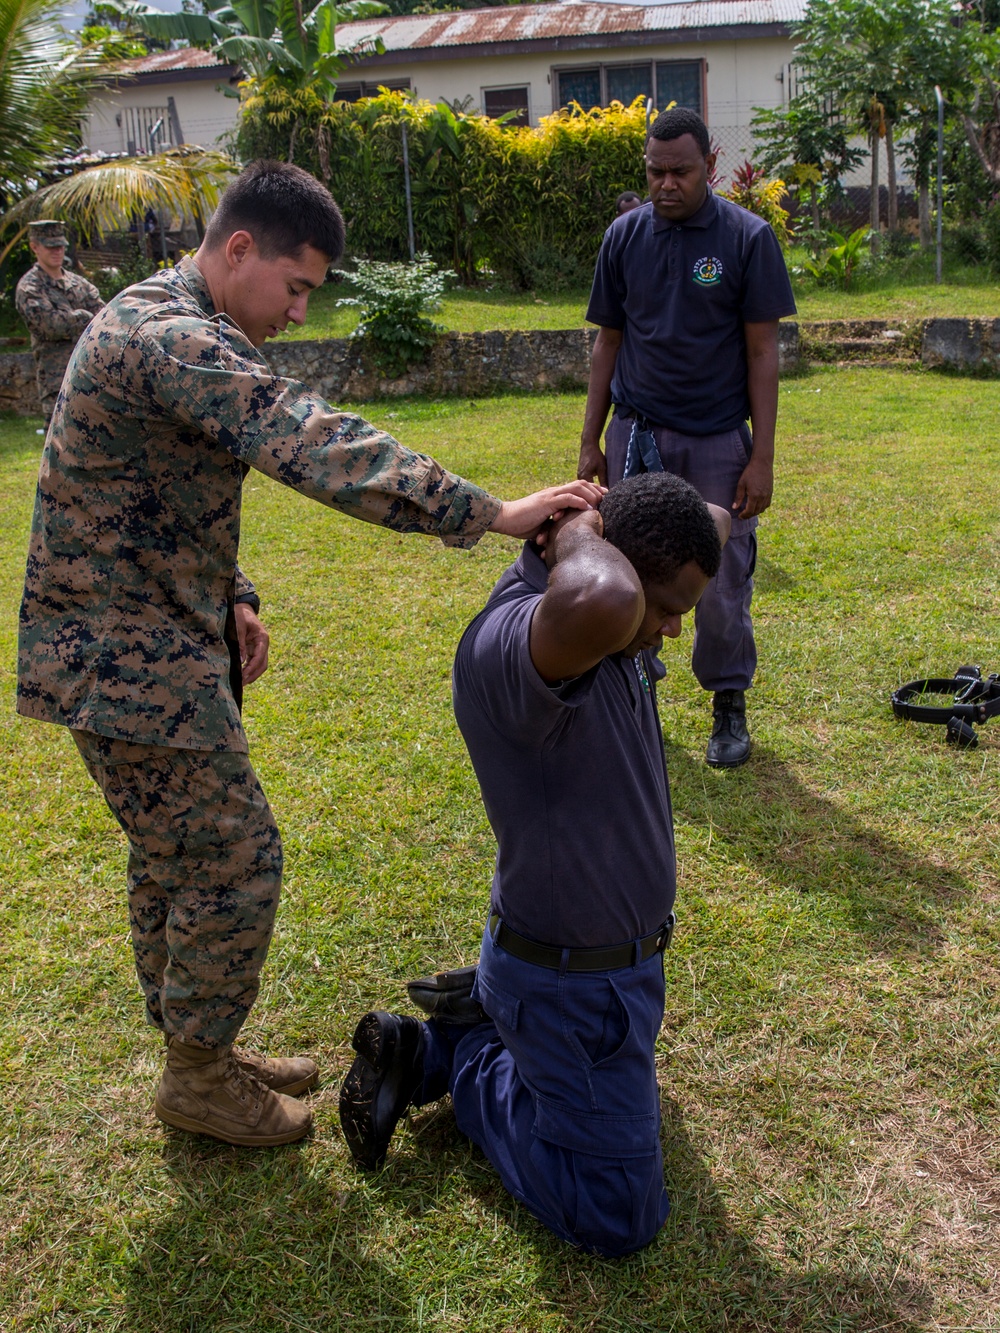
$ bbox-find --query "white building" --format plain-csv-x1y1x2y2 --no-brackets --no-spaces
334,0,808,170
82,48,241,156
82,1,808,170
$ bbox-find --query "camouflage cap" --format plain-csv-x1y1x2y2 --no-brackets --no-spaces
28,220,68,247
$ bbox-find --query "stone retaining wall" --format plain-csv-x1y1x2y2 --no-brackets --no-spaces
0,325,802,416
1,319,997,416
267,328,603,401
921,319,1000,373
0,341,36,416
266,323,803,399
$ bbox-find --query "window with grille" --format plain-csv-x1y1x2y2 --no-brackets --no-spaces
119,105,176,155
655,62,703,117
555,61,704,118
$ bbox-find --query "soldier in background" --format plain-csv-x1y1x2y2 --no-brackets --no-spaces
14,220,104,423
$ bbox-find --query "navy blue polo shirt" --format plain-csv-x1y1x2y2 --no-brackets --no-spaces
452,542,675,949
586,191,796,435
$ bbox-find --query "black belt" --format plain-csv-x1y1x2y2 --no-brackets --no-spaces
488,913,675,972
891,667,1000,748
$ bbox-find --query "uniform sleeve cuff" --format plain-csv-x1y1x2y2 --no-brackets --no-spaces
437,484,503,549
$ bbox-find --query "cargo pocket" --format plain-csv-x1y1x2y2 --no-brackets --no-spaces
533,1094,659,1158
97,752,253,859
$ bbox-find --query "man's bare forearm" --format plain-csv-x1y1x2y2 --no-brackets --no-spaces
578,327,623,483
530,511,642,681
745,321,780,461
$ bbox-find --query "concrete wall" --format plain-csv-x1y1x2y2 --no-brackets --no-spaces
353,33,791,137
922,319,1000,373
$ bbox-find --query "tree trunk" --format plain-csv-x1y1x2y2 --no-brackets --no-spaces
869,128,880,249
964,112,1000,185
918,181,931,249
885,122,898,233
811,187,821,233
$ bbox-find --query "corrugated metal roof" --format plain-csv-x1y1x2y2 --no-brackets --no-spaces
337,0,806,54
110,48,237,76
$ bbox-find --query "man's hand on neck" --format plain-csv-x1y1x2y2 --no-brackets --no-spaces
537,506,605,571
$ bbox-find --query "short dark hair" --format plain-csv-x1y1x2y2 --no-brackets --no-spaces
648,107,711,157
599,472,721,584
615,190,641,211
204,160,346,263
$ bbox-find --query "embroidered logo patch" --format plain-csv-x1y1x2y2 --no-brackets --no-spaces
692,255,723,286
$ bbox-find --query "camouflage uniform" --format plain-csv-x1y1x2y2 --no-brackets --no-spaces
15,262,104,421
18,255,502,1049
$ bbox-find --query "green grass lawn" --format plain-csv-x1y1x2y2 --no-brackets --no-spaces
276,256,1000,343
2,370,999,1331
3,250,998,347
275,279,600,342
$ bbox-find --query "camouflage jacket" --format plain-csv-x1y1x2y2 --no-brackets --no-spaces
14,263,103,354
18,256,502,752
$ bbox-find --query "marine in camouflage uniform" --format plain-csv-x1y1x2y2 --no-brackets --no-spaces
14,220,104,422
17,160,598,1147
18,252,502,1053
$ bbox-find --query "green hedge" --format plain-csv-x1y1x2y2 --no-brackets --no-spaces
236,87,650,286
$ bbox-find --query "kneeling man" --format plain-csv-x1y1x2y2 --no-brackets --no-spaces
340,472,729,1256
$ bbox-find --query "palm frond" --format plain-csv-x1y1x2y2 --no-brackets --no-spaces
216,33,301,75
104,2,230,45
0,149,237,253
0,0,113,195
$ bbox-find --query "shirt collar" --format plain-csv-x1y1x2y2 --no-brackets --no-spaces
36,264,67,286
176,254,217,319
651,186,719,234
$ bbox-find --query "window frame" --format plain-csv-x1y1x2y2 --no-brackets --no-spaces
481,84,531,126
550,59,705,119
335,78,412,103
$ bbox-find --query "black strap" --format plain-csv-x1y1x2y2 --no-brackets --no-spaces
488,913,674,972
891,674,1000,725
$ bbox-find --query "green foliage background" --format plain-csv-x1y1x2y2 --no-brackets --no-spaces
237,89,652,286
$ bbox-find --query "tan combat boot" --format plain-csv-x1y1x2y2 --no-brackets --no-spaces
155,1038,313,1146
160,1034,319,1097
234,1048,319,1096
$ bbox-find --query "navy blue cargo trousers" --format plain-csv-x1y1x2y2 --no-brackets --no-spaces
418,927,670,1257
605,412,759,694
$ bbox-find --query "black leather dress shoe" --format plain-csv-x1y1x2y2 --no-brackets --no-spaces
705,689,751,767
406,965,486,1025
339,1011,424,1169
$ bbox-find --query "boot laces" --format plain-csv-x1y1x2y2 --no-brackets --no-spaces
222,1049,266,1107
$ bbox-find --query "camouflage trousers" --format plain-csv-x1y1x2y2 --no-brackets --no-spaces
72,731,283,1050
34,342,73,422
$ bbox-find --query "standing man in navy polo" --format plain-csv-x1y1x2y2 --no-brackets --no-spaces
578,106,796,767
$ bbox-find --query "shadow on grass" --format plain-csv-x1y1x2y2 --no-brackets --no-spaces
123,1130,410,1332
753,554,798,594
121,1080,935,1330
398,1095,932,1331
665,741,969,951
